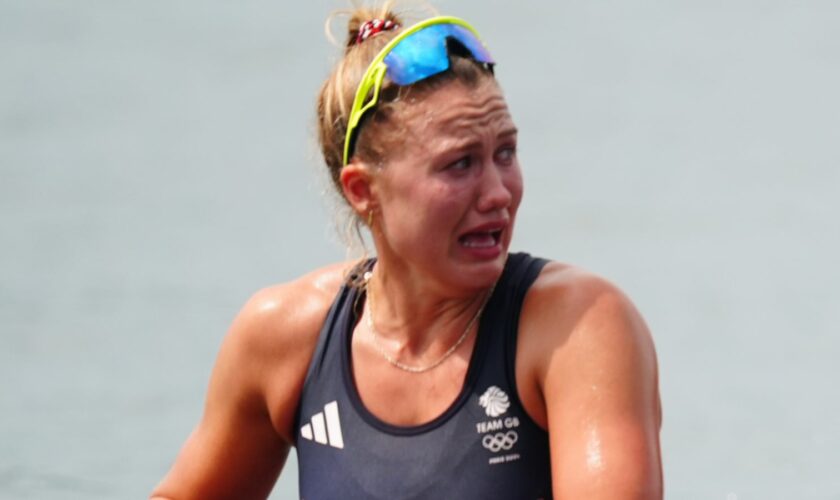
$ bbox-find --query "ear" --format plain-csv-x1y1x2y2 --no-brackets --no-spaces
339,160,376,216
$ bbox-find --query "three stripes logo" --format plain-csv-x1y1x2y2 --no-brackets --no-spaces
300,401,344,449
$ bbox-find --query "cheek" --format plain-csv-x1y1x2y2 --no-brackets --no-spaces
410,183,466,228
506,167,525,213
384,180,466,238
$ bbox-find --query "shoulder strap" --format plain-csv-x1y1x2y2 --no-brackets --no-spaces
500,253,549,386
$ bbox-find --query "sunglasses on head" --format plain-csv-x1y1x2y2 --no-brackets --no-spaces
343,16,495,166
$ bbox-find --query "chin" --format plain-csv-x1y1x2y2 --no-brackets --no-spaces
449,246,509,290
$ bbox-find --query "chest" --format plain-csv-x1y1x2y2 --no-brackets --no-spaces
295,342,553,500
293,256,554,499
296,358,552,500
349,325,477,426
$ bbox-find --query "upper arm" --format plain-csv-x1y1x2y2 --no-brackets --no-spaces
534,271,662,500
150,280,333,500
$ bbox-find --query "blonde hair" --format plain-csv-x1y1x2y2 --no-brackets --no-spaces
316,2,495,251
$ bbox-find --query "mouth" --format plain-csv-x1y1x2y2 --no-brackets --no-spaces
458,229,502,248
458,221,507,249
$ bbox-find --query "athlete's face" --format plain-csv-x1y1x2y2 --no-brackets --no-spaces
371,79,523,292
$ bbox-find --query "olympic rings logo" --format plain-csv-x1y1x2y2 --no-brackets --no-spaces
481,431,518,452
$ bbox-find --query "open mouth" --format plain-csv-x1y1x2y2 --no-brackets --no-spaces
458,229,502,248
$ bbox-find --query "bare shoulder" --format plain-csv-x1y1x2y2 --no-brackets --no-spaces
521,261,663,498
523,261,655,367
227,261,355,360
217,260,359,440
519,260,660,423
149,262,360,500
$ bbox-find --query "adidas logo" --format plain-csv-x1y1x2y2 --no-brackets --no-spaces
300,400,344,449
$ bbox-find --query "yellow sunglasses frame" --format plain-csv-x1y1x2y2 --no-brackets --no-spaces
342,16,487,166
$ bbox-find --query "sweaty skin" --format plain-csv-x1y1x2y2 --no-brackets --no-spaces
150,80,662,500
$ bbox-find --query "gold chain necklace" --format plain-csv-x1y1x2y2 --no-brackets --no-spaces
363,271,493,373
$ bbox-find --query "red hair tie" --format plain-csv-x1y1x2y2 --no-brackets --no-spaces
356,18,400,44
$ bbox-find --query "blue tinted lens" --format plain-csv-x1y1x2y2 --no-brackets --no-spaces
447,25,494,64
384,24,494,86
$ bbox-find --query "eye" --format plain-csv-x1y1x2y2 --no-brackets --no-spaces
496,145,517,165
446,156,472,172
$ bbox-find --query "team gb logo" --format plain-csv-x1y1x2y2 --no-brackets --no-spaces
479,385,510,417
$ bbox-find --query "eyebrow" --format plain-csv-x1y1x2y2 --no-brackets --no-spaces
427,126,519,160
443,125,517,145
497,127,518,139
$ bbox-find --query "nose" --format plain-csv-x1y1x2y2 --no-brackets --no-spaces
476,163,513,213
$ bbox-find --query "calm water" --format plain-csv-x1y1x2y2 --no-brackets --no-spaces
2,1,839,499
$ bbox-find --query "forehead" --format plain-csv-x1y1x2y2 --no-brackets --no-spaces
398,80,514,142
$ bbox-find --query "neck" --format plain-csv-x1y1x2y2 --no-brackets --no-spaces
365,256,493,355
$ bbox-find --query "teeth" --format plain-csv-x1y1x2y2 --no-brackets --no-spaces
463,240,494,248
461,231,497,248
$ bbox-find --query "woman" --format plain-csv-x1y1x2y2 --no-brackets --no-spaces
151,5,662,499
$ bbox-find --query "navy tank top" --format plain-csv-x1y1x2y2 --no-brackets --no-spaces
294,253,552,499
